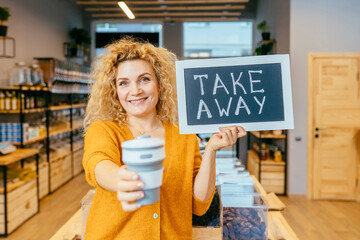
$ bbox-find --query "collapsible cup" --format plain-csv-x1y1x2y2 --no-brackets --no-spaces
121,135,165,205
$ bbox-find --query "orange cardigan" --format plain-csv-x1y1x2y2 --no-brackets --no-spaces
83,121,214,240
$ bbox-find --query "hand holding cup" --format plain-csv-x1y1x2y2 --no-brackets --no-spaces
117,166,144,212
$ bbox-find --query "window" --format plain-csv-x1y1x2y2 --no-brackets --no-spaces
95,23,162,57
183,22,253,58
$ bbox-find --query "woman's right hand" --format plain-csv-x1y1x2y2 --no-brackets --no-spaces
117,165,144,211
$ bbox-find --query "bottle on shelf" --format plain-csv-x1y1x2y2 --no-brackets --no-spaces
11,91,18,110
260,143,267,160
5,91,11,110
30,94,35,109
20,92,25,110
0,91,5,110
274,147,282,162
26,93,31,109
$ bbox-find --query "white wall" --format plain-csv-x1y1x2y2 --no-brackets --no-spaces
0,0,83,86
289,0,360,194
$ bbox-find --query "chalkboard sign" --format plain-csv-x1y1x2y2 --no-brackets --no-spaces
176,55,294,134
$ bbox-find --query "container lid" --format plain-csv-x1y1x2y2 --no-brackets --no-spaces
219,174,253,184
16,62,26,66
221,193,265,207
121,135,164,149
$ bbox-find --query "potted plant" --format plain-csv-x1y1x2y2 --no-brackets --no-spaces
68,27,91,57
0,6,10,36
257,20,271,41
254,42,273,55
70,27,90,45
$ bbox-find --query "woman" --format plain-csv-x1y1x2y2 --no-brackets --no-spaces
83,38,246,239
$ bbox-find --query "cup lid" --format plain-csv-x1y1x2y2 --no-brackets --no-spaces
121,135,164,149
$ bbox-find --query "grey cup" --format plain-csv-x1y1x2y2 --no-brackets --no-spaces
121,135,165,205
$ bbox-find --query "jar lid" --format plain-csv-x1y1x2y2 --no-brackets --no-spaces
121,135,164,149
16,62,26,66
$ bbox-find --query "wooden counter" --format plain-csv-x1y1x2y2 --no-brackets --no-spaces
51,175,298,240
50,209,298,240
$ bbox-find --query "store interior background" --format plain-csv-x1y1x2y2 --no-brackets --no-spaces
1,0,360,198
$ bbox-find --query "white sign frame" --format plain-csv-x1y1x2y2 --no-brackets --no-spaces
176,54,294,134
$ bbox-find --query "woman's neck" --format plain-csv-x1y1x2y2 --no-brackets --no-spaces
126,113,163,136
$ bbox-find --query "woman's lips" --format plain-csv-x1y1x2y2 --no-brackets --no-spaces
129,97,147,104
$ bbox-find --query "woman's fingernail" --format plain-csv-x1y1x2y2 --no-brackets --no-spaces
137,182,144,188
137,192,144,198
137,204,142,208
132,175,138,180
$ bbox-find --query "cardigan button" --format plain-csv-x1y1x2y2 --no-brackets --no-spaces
153,213,158,219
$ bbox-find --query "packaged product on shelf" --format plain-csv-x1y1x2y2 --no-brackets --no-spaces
0,161,37,189
28,126,37,140
0,123,6,141
0,122,31,143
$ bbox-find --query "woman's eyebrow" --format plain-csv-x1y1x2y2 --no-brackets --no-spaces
116,72,153,82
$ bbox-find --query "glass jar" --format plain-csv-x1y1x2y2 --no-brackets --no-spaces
31,63,45,86
10,62,32,86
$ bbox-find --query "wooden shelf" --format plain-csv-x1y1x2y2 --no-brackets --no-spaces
49,103,86,111
247,150,285,165
251,131,286,139
72,103,86,109
12,136,47,146
49,127,72,137
262,159,286,166
0,108,46,114
0,178,37,194
0,86,49,91
73,143,84,152
50,151,72,162
49,105,72,111
247,150,286,194
0,149,39,166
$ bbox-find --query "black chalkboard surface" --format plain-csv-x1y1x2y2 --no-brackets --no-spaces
176,55,293,134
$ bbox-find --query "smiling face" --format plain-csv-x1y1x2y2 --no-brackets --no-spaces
115,59,159,119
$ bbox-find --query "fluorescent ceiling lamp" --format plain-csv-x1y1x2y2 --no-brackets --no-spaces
118,1,135,19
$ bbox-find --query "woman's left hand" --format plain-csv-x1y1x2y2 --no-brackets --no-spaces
206,126,246,152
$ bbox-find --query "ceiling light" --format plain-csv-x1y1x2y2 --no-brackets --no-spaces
118,1,135,19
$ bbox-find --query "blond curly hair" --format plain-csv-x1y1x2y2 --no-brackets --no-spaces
84,37,178,131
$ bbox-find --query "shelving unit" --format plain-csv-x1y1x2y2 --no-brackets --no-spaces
0,149,39,237
0,58,89,198
46,94,86,192
0,87,87,195
247,131,287,195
